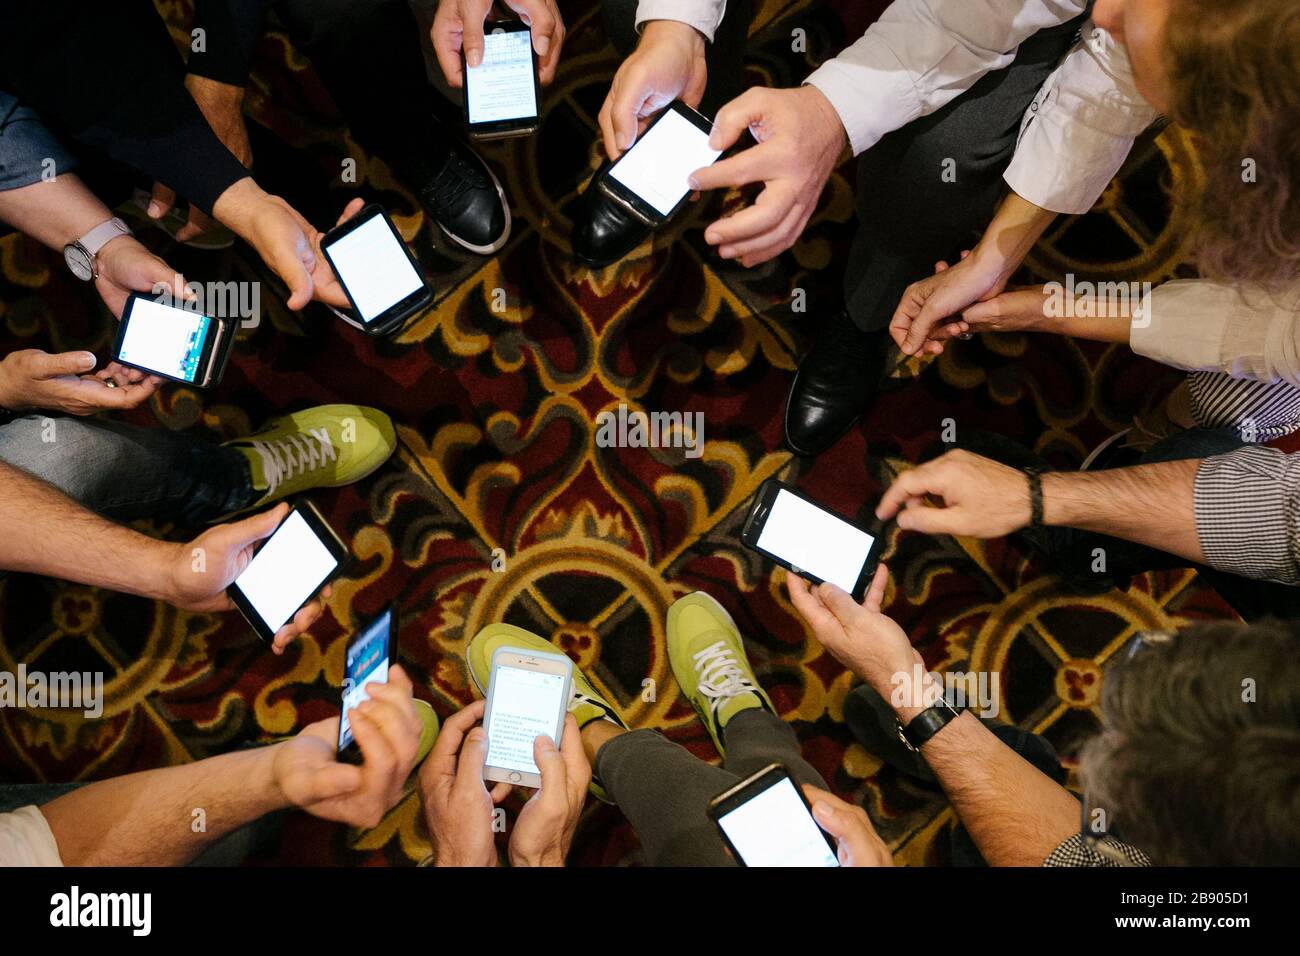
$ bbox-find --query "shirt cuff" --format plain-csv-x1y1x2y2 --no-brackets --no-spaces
634,0,726,43
1195,447,1300,584
804,49,917,157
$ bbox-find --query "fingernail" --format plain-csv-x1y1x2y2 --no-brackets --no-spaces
467,49,482,67
467,728,486,744
813,802,832,820
147,202,162,218
687,176,700,190
535,36,550,56
78,352,96,370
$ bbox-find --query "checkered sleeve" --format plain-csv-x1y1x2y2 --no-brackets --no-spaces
1044,834,1152,867
1195,447,1300,585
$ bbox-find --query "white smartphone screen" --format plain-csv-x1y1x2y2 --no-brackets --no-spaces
118,298,212,382
716,775,840,867
755,489,875,593
465,29,537,125
486,663,567,775
338,609,392,752
231,510,341,635
608,108,722,216
326,214,425,323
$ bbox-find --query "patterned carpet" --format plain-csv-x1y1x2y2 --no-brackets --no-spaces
0,0,1236,865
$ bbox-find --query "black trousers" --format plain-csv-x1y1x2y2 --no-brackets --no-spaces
843,15,1087,331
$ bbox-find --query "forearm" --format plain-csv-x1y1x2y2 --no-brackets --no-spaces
972,192,1058,283
0,462,182,601
919,713,1080,866
1040,295,1134,343
39,745,285,865
0,174,116,250
1042,459,1205,564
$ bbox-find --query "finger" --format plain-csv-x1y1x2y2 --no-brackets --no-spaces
556,713,588,791
431,20,466,87
430,700,487,773
716,197,807,263
605,71,648,154
703,186,792,249
293,760,364,806
358,695,420,772
57,378,140,412
876,463,949,521
934,260,950,274
174,208,212,242
787,573,837,630
894,499,969,537
35,351,97,379
862,563,889,614
451,726,492,793
350,706,398,781
903,296,953,357
461,12,486,69
532,733,569,809
334,197,366,228
218,502,291,553
689,143,767,192
706,88,766,152
148,181,176,220
489,781,513,803
366,678,422,745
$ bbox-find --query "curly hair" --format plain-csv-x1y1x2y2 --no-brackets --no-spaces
1080,619,1300,866
1164,0,1300,285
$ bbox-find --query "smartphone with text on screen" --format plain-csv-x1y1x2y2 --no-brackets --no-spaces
112,294,237,388
481,646,573,789
740,478,888,602
338,604,398,764
599,100,722,225
462,20,540,140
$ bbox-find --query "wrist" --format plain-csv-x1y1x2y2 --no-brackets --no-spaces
641,19,706,53
210,176,264,238
509,844,567,868
799,84,848,154
151,539,194,607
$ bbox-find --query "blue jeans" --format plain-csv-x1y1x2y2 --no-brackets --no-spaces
0,414,255,525
0,783,285,866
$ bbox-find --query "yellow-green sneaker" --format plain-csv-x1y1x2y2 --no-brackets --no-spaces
466,622,628,802
667,592,774,757
224,404,396,514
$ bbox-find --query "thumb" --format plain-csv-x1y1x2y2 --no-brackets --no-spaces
148,181,176,220
533,733,567,794
334,197,366,228
212,502,290,554
453,726,492,793
816,581,866,626
894,500,968,537
708,88,765,151
36,351,97,378
462,15,486,68
270,234,315,310
291,760,364,807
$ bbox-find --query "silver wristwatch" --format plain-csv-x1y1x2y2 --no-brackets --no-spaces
63,217,132,281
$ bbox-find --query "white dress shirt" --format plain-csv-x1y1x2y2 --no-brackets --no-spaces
0,806,62,866
635,0,728,42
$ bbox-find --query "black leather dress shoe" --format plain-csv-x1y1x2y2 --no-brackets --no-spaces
572,171,651,268
784,312,892,457
418,137,510,255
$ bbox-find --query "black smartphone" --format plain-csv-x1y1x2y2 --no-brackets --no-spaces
707,764,840,867
320,204,432,337
598,100,722,225
337,603,399,764
740,478,888,602
461,20,540,140
112,293,237,388
227,501,350,643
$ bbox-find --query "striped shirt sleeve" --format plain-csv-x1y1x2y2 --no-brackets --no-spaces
1195,447,1300,584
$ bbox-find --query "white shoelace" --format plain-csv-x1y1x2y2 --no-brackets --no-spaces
692,640,757,716
251,427,338,495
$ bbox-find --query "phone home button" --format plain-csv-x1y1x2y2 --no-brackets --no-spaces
509,771,522,783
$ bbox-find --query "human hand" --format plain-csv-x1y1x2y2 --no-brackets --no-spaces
167,502,331,653
432,0,565,87
687,85,846,267
598,21,707,160
802,785,894,867
274,666,422,828
91,233,190,322
149,75,252,242
508,713,590,866
418,699,512,867
875,449,1033,541
890,248,1012,357
0,349,159,415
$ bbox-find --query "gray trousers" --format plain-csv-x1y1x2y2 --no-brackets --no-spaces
845,14,1088,331
594,708,828,866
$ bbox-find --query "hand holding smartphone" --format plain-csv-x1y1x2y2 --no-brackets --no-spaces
338,604,398,764
112,293,237,388
462,20,540,140
227,501,349,643
320,204,432,336
599,100,723,225
740,478,888,601
481,646,573,788
708,764,840,867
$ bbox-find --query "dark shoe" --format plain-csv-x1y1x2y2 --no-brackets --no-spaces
572,171,651,268
418,138,510,255
843,684,937,784
784,313,892,457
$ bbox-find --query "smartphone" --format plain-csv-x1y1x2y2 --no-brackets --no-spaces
112,293,237,388
319,204,432,337
599,101,723,225
227,501,350,643
707,764,840,867
481,646,573,788
740,478,888,602
462,20,540,140
337,603,398,764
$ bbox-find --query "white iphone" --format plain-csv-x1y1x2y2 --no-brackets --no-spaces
482,646,573,788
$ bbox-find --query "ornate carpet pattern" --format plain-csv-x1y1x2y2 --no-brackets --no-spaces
0,0,1234,865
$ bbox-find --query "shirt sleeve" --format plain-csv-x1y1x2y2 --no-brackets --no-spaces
1130,280,1300,388
0,806,64,866
1043,833,1152,866
804,0,1090,157
186,0,271,86
0,93,79,191
1004,25,1159,214
1195,446,1300,584
634,0,727,42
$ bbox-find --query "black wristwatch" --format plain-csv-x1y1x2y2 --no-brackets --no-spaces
897,699,962,751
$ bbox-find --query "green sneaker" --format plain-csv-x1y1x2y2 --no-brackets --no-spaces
466,622,628,802
224,404,396,514
667,592,774,757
